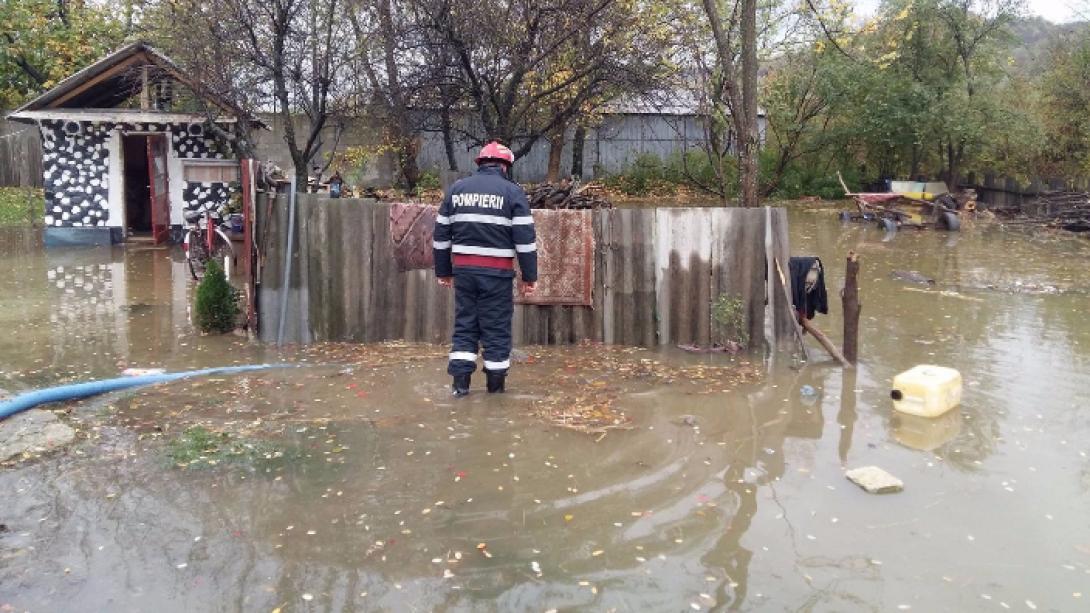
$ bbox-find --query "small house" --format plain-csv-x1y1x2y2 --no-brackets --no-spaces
7,42,258,246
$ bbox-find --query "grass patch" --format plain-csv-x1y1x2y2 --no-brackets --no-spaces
0,187,44,226
166,426,291,470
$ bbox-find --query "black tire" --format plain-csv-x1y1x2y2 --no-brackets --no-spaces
878,218,897,233
939,211,961,231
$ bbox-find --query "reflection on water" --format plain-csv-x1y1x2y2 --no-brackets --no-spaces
2,216,1090,612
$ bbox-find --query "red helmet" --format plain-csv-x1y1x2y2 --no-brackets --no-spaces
475,141,514,166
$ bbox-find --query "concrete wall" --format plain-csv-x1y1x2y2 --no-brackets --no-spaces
251,111,767,185
257,194,795,351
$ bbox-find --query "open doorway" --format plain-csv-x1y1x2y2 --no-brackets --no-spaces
123,135,152,236
122,134,170,243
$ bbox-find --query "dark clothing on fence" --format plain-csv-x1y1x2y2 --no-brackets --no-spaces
434,163,536,377
789,256,828,320
432,164,538,282
448,272,514,375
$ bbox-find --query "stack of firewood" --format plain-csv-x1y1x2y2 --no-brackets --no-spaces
1002,191,1090,233
528,179,613,210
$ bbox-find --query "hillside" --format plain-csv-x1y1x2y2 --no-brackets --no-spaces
1009,16,1089,73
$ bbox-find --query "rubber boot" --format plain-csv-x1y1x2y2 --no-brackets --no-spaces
452,374,471,397
485,370,506,394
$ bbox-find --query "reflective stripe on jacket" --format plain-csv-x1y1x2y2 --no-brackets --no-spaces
433,164,538,282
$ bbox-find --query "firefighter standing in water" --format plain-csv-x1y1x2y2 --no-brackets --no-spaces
433,141,537,396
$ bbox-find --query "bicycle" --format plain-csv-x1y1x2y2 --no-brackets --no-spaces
182,207,235,281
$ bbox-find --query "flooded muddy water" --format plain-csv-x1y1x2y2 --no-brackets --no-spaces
2,214,1090,612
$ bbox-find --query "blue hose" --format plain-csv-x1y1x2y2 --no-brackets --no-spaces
0,365,287,420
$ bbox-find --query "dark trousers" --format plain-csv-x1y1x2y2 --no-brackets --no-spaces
448,272,513,376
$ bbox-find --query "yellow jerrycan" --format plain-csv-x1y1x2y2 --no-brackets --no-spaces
891,365,962,417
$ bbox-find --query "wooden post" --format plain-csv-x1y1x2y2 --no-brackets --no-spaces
842,251,861,364
241,159,256,332
140,65,150,110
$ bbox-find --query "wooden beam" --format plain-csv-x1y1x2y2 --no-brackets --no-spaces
800,316,851,367
47,54,146,108
773,256,810,361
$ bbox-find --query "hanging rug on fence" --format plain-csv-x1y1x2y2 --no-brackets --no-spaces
516,209,594,307
389,202,438,272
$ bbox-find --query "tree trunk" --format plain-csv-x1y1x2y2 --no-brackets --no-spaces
294,165,308,193
545,124,566,183
738,0,759,208
399,135,420,194
570,124,586,178
440,103,458,172
841,251,861,365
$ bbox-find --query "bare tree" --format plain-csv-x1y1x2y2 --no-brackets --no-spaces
154,0,354,191
347,0,427,192
421,0,668,171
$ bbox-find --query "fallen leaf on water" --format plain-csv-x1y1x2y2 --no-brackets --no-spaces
592,550,604,557
564,514,574,522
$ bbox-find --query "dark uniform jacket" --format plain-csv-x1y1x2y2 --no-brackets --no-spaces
433,165,538,282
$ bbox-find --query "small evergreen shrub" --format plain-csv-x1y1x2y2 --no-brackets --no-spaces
712,294,748,346
193,260,239,333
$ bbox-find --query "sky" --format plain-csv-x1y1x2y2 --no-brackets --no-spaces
853,0,1083,23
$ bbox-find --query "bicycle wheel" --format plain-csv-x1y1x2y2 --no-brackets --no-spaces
185,230,209,280
211,229,236,279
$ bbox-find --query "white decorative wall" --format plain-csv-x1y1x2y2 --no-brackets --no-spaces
38,119,236,230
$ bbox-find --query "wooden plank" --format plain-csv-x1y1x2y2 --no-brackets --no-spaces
599,209,615,344
770,207,794,351
635,209,658,346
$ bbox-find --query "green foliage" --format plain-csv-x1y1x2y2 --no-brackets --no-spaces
193,260,238,333
1035,28,1090,177
0,187,44,226
602,153,678,196
167,426,289,469
758,0,1027,187
764,159,860,200
601,152,735,197
416,170,441,191
0,0,125,109
224,181,243,215
712,294,748,345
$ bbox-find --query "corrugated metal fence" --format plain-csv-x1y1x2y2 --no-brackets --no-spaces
257,194,795,352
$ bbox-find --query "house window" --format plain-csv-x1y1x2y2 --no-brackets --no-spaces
183,162,238,183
